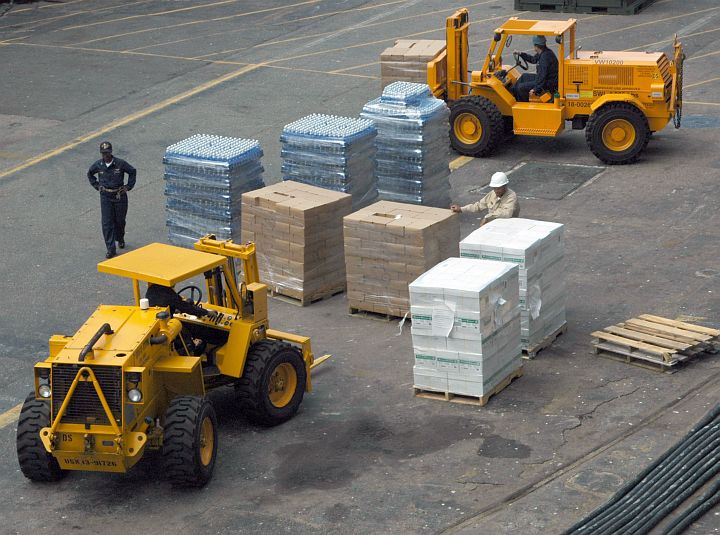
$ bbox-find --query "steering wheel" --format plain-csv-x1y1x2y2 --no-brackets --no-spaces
513,51,529,71
177,285,203,306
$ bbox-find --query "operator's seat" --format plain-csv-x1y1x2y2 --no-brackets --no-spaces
529,91,553,103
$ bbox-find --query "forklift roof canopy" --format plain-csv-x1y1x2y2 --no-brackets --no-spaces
98,243,225,286
495,18,576,36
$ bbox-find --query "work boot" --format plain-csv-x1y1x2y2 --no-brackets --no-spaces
106,250,116,259
118,239,125,249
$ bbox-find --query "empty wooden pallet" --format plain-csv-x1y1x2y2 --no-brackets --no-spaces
591,314,720,371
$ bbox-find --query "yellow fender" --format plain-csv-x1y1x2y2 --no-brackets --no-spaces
590,94,646,114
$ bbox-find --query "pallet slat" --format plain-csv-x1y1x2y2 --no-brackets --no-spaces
603,325,691,351
637,314,720,337
591,331,673,361
623,319,711,342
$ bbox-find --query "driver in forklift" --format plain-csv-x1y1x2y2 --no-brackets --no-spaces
512,35,558,102
146,283,217,318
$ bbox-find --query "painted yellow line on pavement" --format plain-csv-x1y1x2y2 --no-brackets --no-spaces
687,49,720,62
58,0,246,32
0,63,263,180
685,77,720,89
685,100,720,107
329,60,380,74
0,403,22,430
70,0,325,45
450,156,474,171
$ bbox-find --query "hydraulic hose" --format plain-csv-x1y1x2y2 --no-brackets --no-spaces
593,426,720,535
625,448,720,534
661,479,720,535
578,421,720,533
563,403,720,534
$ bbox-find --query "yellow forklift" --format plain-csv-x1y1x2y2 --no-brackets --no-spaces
428,10,684,164
16,236,329,487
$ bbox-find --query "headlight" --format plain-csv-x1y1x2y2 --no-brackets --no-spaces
39,385,52,398
127,389,143,403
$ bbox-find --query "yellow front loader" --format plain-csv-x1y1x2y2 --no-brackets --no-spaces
428,10,684,164
17,236,329,487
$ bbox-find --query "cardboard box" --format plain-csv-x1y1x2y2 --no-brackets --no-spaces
380,40,446,89
344,201,460,317
242,181,352,303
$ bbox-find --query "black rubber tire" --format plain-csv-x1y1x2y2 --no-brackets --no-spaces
162,396,217,487
585,102,650,165
16,393,65,482
449,96,504,157
236,340,306,426
503,115,515,139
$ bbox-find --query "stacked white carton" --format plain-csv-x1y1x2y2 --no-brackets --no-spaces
409,258,522,397
459,218,565,350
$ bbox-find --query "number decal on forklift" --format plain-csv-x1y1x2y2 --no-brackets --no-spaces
61,433,73,442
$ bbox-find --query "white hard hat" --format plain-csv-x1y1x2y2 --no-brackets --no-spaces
489,171,509,188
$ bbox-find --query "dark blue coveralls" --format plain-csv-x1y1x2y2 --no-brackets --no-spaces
87,158,136,255
513,47,559,102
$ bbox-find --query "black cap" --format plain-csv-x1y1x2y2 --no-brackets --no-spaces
99,141,113,153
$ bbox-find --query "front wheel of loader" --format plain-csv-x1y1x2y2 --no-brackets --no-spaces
585,102,650,165
16,393,65,482
449,96,504,157
236,340,306,427
163,396,217,487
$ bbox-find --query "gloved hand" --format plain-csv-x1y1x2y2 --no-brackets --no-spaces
98,186,106,193
119,185,128,194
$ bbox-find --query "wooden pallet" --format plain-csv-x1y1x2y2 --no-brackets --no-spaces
523,322,567,359
268,286,344,307
413,366,524,407
348,307,407,322
591,314,720,371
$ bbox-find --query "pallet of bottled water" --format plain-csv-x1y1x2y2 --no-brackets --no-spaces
280,114,377,210
361,82,451,208
163,134,265,248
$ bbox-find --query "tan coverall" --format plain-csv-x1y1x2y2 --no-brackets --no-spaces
461,188,520,221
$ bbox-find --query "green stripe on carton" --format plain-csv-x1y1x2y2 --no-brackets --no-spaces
415,354,435,361
458,359,481,366
481,254,502,261
437,358,458,364
459,318,479,325
412,314,432,321
461,252,481,259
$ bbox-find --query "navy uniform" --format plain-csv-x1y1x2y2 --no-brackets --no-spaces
513,35,559,102
87,142,136,258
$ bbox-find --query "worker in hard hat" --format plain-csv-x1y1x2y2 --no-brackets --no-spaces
512,35,559,102
450,172,519,226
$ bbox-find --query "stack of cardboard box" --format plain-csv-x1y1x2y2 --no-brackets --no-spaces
344,200,459,317
409,258,522,397
460,218,566,351
380,40,446,89
241,181,352,304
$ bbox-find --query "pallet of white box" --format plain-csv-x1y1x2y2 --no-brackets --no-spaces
410,258,524,404
344,200,459,318
241,181,352,306
460,218,567,358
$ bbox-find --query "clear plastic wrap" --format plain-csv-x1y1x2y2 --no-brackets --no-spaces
163,135,265,248
280,114,377,210
361,82,452,208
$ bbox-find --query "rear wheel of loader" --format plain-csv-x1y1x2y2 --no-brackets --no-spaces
16,393,65,482
163,396,217,487
236,340,306,426
585,102,650,165
449,96,504,157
